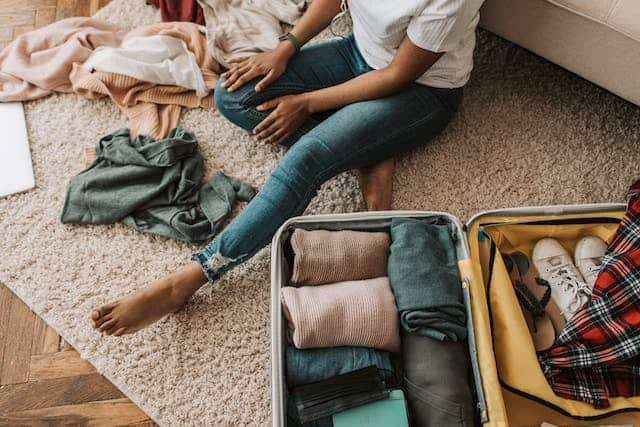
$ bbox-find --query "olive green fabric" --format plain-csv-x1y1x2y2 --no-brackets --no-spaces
61,127,256,244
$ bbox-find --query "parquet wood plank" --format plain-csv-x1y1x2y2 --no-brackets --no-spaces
55,0,78,20
0,285,14,383
28,350,95,381
31,316,60,355
0,290,35,385
75,0,91,17
0,398,150,426
0,27,13,41
0,12,35,28
89,0,100,15
13,25,36,37
59,338,73,351
0,373,125,413
0,0,57,12
34,6,56,28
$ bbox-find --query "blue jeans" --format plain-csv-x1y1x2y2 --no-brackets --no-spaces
192,35,463,282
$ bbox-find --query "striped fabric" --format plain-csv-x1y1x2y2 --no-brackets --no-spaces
538,180,640,408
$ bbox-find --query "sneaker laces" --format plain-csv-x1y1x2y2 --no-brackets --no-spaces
546,264,589,314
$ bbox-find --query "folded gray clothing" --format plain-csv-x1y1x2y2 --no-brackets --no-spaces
402,332,475,426
61,128,256,245
388,218,467,341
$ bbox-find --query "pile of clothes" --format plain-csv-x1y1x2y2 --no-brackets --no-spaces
282,219,475,426
0,0,305,243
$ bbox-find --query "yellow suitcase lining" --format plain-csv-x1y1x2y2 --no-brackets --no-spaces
467,209,640,425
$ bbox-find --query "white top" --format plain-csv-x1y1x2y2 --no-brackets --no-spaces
347,0,484,88
83,35,208,98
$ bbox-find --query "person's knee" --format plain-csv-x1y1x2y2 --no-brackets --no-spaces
213,78,256,127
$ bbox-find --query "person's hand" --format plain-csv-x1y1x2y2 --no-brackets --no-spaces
253,94,311,144
221,43,295,93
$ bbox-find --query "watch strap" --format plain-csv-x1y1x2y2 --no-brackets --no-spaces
278,32,302,52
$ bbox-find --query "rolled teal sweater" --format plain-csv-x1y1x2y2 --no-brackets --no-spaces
387,218,467,341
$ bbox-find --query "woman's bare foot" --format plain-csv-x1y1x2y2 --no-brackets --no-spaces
354,158,395,211
90,262,207,336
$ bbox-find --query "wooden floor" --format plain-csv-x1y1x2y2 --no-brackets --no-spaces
0,1,156,425
0,284,156,426
0,0,111,50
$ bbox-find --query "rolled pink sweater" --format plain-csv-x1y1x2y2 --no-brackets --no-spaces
290,229,389,286
281,277,400,353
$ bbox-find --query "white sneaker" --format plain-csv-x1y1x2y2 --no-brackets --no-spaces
532,238,590,321
574,236,607,289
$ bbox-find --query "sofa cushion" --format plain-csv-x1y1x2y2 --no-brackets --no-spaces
547,0,640,42
609,0,640,42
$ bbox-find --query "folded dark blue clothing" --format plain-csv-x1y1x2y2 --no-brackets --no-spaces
388,218,467,341
286,346,394,388
286,347,395,427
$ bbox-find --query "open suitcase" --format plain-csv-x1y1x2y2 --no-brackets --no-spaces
270,203,640,426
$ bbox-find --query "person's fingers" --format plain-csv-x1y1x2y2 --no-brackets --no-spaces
227,67,261,92
221,65,251,88
255,121,280,140
253,111,278,134
256,98,280,112
221,60,247,78
263,128,288,145
255,70,277,92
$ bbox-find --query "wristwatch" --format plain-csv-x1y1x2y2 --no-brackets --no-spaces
278,32,302,53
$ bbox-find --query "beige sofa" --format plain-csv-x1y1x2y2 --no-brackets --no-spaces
480,0,640,106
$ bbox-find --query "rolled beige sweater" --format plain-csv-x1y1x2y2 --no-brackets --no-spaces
281,277,400,353
290,229,390,286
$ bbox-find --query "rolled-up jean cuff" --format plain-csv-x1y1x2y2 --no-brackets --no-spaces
191,252,222,283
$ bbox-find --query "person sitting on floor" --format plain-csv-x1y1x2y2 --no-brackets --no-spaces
90,0,483,335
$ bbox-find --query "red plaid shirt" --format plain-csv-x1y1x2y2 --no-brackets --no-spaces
538,181,640,408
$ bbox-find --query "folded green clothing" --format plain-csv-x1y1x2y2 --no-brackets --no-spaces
61,128,256,245
387,218,466,341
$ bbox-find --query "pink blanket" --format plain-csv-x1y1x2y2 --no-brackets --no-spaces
0,17,123,102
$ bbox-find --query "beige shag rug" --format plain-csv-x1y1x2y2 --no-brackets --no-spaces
1,0,639,425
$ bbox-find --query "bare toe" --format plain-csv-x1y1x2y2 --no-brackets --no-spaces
113,327,127,337
99,319,117,333
93,314,111,329
91,302,118,326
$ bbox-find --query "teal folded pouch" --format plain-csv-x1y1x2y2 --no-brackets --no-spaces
388,218,466,341
332,389,409,427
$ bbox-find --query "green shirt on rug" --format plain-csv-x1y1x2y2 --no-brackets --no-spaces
61,127,256,245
